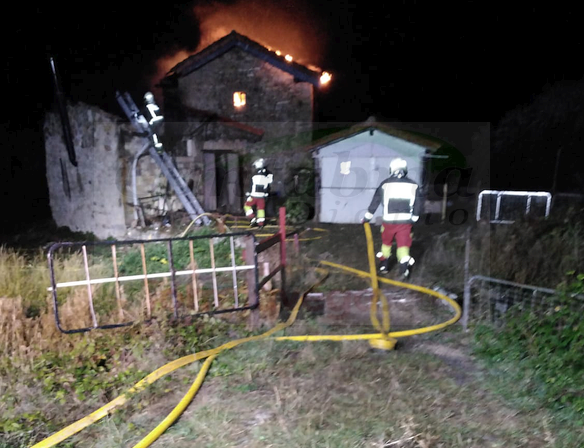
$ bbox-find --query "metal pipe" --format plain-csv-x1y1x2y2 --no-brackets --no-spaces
49,56,77,167
209,240,219,308
279,207,287,306
82,246,98,328
495,193,502,221
140,244,152,318
476,190,484,221
47,248,65,333
441,183,448,223
167,240,178,318
111,245,124,322
132,143,151,225
462,228,471,331
189,240,199,312
47,265,257,290
229,236,239,307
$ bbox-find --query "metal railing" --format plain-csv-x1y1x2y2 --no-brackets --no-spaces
462,274,584,329
476,190,552,224
47,231,258,334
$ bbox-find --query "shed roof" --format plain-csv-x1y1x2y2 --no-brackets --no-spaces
302,119,445,153
161,31,324,87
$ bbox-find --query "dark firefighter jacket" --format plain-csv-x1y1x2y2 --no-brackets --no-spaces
249,168,273,198
365,176,423,224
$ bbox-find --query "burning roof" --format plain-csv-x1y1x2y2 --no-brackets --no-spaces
160,30,331,88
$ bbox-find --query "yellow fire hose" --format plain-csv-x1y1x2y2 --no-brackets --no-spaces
181,212,330,241
30,223,461,448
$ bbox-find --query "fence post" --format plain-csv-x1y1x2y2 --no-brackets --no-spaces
441,183,448,223
245,235,260,330
279,207,288,309
462,226,471,331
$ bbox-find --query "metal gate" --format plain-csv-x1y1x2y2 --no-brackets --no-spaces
476,190,552,224
462,275,584,328
47,231,259,334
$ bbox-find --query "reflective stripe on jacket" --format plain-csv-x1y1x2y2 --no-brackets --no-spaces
366,176,422,223
250,169,273,197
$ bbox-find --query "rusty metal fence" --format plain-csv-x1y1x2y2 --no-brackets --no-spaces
47,208,298,334
47,231,259,334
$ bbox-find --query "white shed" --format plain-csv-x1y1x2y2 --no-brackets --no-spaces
309,123,443,224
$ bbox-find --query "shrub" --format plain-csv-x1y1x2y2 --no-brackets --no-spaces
473,271,584,419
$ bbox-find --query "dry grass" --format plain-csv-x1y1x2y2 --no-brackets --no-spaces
64,336,584,447
3,219,584,447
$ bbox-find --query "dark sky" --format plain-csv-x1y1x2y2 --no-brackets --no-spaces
1,0,583,232
5,1,582,123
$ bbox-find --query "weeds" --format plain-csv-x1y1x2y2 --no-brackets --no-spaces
3,217,584,446
473,271,584,425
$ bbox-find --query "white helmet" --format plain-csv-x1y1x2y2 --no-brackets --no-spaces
389,158,407,177
144,92,155,104
253,158,265,169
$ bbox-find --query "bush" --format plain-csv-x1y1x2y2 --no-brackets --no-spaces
473,271,584,420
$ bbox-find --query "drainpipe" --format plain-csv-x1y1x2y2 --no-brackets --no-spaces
132,143,151,226
49,56,77,167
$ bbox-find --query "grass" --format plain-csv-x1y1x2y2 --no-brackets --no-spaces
2,216,584,447
60,335,584,447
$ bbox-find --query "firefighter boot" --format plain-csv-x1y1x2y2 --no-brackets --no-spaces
376,252,391,274
399,256,415,279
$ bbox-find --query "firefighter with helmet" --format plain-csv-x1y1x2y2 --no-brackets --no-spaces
244,158,273,227
361,157,422,279
143,91,164,153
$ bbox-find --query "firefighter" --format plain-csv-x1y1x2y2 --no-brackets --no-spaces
244,158,273,227
361,157,422,279
143,92,164,153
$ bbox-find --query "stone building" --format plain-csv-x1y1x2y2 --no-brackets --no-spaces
43,31,332,238
159,30,332,214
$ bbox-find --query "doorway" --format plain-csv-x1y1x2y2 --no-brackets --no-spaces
203,151,242,214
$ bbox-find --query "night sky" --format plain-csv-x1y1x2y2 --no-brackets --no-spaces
2,0,583,234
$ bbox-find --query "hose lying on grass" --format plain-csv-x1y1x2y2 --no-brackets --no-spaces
30,223,461,448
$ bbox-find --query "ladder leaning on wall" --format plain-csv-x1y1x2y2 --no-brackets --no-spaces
116,91,211,226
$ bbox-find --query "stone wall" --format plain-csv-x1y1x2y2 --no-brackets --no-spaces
44,102,127,239
44,102,203,238
167,47,314,151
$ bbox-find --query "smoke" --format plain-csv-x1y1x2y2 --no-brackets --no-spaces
147,0,330,99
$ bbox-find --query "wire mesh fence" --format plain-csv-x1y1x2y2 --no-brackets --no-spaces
464,275,584,327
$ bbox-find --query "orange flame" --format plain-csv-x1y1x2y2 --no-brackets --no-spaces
148,0,329,94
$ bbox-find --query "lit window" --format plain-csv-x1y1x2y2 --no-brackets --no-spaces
233,92,246,108
284,54,293,62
